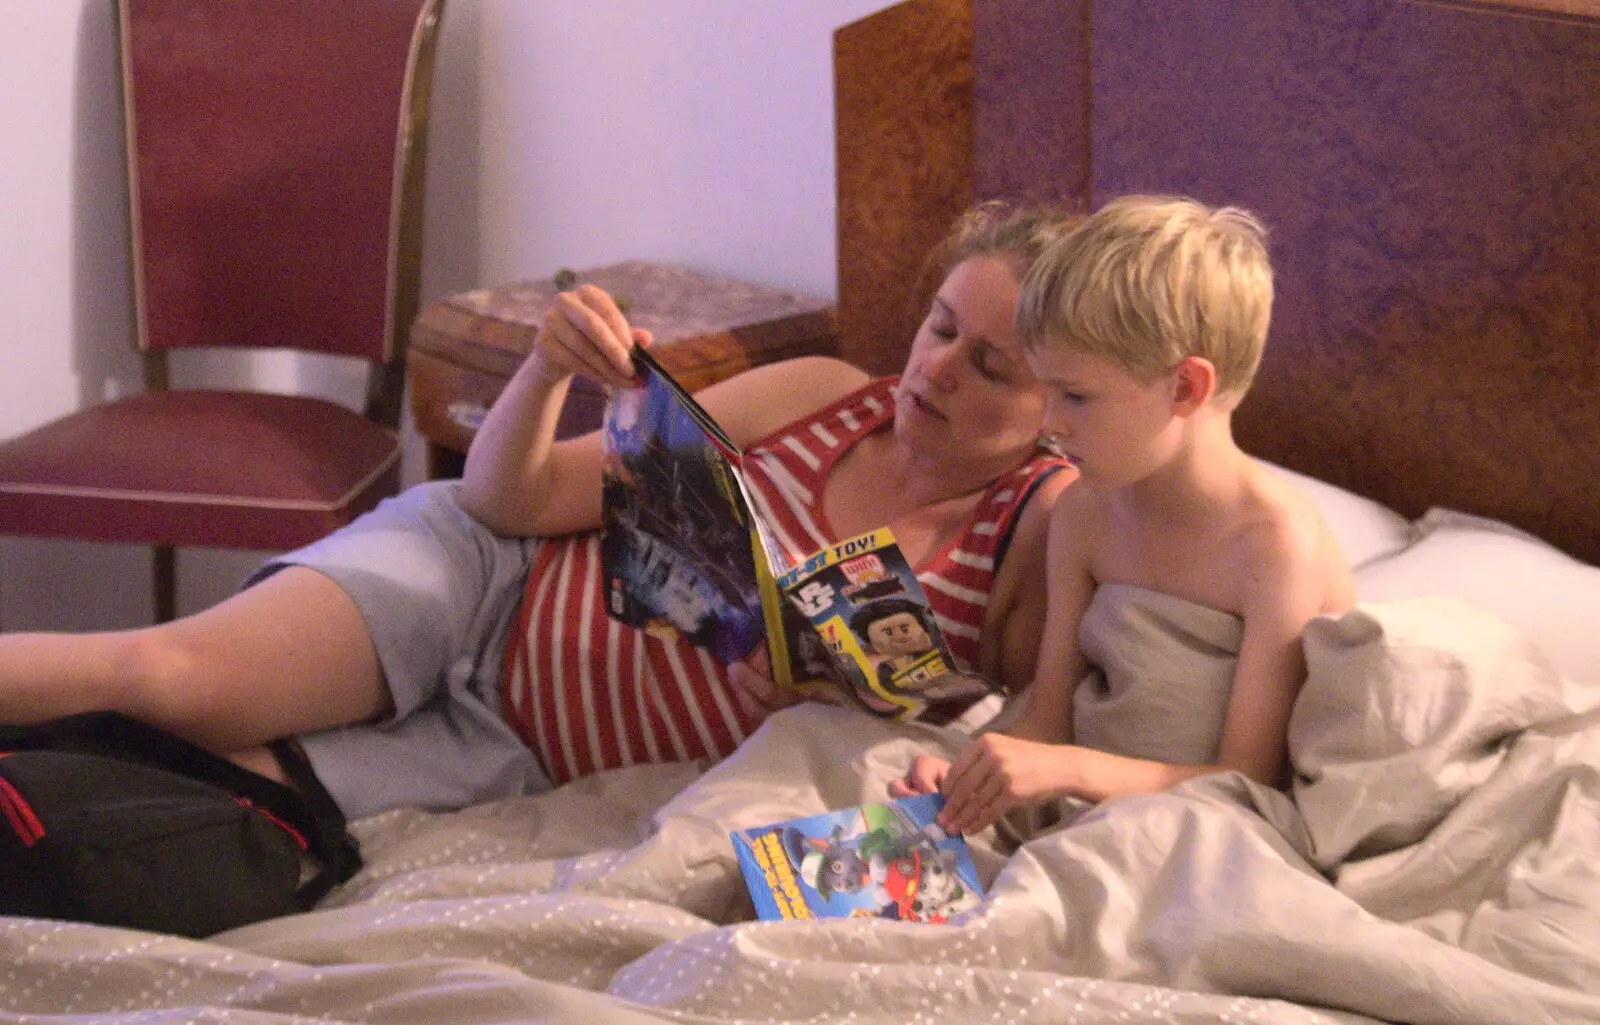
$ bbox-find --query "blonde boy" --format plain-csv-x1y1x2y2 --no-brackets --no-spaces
893,195,1354,835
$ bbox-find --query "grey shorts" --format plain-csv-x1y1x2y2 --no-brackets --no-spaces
247,480,554,819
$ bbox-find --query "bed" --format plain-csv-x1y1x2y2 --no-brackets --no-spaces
4,1,1598,1021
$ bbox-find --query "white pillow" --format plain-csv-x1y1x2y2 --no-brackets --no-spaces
1355,508,1600,689
1261,462,1416,569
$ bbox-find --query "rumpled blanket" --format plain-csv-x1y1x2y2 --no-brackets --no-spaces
2,595,1597,1024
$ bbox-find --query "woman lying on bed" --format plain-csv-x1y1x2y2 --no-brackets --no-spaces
0,201,1077,820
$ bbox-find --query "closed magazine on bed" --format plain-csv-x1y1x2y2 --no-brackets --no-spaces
599,348,998,719
731,792,984,922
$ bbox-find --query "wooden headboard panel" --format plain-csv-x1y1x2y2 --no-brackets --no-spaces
835,0,1600,566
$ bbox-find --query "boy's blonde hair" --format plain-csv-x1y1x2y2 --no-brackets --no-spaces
1016,195,1273,404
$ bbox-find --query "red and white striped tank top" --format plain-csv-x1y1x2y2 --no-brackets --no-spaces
501,378,1068,785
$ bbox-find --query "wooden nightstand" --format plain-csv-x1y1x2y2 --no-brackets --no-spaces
409,261,838,478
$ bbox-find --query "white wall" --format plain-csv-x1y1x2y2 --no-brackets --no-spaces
0,0,891,630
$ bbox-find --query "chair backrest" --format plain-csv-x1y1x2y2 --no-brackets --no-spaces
118,0,444,426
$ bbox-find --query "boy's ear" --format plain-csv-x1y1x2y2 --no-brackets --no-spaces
1170,356,1217,415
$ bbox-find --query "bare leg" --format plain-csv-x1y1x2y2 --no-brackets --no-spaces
0,567,389,757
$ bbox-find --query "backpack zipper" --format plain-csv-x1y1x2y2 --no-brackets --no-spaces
0,762,46,847
234,796,309,851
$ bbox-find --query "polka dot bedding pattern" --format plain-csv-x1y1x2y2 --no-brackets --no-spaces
4,599,1599,1025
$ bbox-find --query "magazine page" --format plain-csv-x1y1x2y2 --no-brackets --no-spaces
730,792,985,922
776,529,994,719
774,599,868,702
599,352,789,680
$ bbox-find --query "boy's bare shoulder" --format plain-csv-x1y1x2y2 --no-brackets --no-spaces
1043,475,1119,594
1047,472,1113,543
1248,461,1326,544
1243,462,1356,612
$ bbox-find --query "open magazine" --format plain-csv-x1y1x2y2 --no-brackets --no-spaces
599,348,999,720
730,792,985,922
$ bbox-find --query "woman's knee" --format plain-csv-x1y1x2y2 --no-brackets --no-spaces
107,626,216,724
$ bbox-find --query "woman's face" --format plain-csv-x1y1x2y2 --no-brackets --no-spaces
893,256,1048,473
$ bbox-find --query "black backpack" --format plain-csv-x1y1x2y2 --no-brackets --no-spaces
0,711,361,937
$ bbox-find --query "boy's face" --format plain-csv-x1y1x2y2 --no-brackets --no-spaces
866,611,931,656
1026,345,1182,488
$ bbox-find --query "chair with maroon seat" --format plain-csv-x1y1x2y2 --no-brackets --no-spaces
0,0,446,622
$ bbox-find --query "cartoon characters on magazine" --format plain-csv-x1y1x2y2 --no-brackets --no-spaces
847,597,945,695
784,535,960,711
783,822,872,898
870,844,982,923
780,799,983,923
834,592,994,720
779,600,873,706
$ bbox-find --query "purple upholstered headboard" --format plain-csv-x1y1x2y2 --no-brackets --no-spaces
835,0,1600,566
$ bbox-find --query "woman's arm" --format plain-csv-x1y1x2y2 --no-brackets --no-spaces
975,467,1074,695
1001,490,1097,745
459,286,639,537
461,285,870,538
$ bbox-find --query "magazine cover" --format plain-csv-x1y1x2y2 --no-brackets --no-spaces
731,792,985,923
599,350,996,716
599,348,789,678
778,529,996,719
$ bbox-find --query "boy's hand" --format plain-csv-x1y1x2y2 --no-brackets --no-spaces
937,733,1069,834
888,754,949,799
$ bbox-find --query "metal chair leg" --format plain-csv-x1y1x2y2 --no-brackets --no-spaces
152,545,177,623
